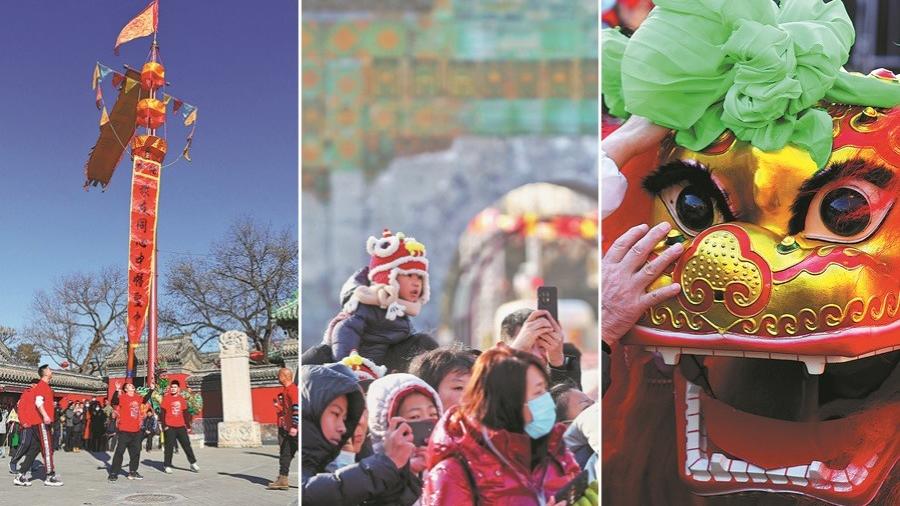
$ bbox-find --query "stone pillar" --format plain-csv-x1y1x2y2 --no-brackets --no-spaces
216,330,261,447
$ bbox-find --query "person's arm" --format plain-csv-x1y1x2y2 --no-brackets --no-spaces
302,452,405,506
34,395,51,425
290,389,299,437
111,390,120,407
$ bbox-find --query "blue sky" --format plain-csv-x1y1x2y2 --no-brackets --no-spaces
0,1,298,330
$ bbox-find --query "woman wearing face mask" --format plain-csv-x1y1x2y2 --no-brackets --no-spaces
422,344,580,505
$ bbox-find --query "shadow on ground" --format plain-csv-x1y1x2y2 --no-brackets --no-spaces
218,471,271,486
242,451,279,459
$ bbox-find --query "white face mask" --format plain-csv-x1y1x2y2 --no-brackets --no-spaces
332,450,356,469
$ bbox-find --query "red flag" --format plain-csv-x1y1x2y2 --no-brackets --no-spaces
114,0,159,55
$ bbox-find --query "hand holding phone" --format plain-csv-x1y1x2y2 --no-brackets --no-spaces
537,286,559,324
407,419,436,447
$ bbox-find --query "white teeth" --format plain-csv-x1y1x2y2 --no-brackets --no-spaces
730,460,750,483
682,380,876,494
801,356,826,375
686,397,700,416
770,353,799,361
659,347,681,365
807,461,831,485
766,468,789,485
847,464,869,486
689,458,712,482
686,449,703,469
687,431,700,450
787,465,809,487
686,382,702,399
686,413,700,432
747,463,769,483
710,454,733,482
865,454,878,469
832,470,849,484
653,344,900,372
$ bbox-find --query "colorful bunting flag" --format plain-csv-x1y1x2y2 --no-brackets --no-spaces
172,99,183,113
92,63,100,91
182,104,197,126
182,125,195,162
112,73,125,89
100,106,110,126
162,94,172,105
95,85,103,110
124,77,138,93
99,64,113,81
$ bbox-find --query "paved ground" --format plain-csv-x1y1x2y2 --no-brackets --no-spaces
0,445,298,505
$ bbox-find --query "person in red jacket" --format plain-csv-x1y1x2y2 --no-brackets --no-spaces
8,384,35,475
160,380,199,474
13,365,63,487
108,380,153,482
422,345,580,505
266,368,298,490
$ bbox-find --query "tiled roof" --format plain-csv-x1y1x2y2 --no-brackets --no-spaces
272,293,298,322
105,334,195,368
0,363,106,393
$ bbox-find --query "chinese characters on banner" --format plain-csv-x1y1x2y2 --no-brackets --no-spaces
125,156,161,379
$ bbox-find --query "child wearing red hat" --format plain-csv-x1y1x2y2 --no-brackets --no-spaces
326,230,434,367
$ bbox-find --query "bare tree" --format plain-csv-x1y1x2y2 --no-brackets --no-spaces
164,218,298,356
0,326,16,347
24,266,127,375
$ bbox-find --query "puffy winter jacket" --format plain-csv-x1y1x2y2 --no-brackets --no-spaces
329,303,414,364
422,407,581,505
302,363,410,506
358,373,445,506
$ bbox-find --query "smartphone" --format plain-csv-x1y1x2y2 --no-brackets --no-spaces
553,469,589,505
537,286,559,323
407,419,436,447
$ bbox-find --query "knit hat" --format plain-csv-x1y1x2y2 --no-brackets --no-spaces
343,229,430,320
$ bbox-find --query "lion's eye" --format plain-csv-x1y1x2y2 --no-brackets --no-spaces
659,183,726,236
804,180,892,244
820,187,870,237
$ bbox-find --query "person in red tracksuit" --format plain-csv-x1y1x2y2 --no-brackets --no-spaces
13,364,63,487
266,368,298,490
160,380,199,474
108,380,153,482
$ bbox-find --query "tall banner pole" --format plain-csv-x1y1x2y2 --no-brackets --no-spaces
126,38,166,383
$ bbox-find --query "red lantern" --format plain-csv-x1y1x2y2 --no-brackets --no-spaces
132,135,168,163
140,61,166,91
136,98,166,129
249,350,264,362
60,361,69,369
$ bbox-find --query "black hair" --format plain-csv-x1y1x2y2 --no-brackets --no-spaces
38,364,50,378
382,332,439,373
408,344,477,391
170,380,180,387
550,382,579,421
499,308,534,343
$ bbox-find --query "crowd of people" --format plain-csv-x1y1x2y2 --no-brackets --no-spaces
301,231,600,505
0,367,205,487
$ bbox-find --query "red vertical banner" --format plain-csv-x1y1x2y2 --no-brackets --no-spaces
125,156,161,380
